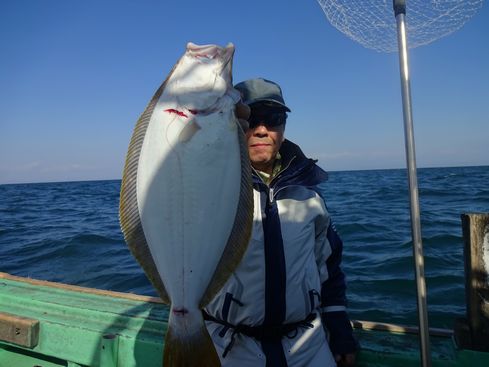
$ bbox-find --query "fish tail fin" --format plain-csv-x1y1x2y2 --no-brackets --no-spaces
163,315,220,367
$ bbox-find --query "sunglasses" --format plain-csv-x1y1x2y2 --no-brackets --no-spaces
248,109,287,129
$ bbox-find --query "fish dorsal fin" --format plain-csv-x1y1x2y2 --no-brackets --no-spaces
119,81,171,304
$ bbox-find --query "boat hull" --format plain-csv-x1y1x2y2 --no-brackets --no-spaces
1,272,488,367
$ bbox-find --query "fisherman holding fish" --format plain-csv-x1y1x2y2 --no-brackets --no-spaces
203,78,358,367
121,43,356,367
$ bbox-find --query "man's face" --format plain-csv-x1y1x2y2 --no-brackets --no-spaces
245,104,286,174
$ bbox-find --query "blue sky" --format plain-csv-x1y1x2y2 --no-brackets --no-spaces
1,0,488,184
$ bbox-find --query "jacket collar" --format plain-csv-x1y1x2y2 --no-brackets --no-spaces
252,139,328,188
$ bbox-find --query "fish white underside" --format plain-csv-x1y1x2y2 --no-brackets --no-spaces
136,98,241,309
119,43,252,366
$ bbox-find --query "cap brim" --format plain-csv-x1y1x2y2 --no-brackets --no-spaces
247,99,291,112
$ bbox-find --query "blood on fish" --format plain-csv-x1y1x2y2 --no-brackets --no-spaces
164,109,188,118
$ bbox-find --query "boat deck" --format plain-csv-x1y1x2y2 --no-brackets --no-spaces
1,272,487,366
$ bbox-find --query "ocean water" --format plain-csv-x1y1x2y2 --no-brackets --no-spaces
0,166,488,329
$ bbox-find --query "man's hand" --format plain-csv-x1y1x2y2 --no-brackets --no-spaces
335,352,356,367
235,101,250,131
321,311,358,366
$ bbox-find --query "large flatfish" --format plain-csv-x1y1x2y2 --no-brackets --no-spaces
119,42,253,366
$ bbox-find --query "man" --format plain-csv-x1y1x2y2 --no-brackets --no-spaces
204,78,357,366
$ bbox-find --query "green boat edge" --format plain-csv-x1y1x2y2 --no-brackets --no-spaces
1,272,487,367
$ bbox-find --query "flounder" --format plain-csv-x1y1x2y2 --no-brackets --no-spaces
119,42,253,366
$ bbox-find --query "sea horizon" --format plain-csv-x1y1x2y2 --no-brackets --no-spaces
1,163,488,186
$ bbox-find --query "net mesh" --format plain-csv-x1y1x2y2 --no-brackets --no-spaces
317,0,484,52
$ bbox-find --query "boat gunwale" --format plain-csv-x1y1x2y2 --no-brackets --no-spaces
0,272,164,304
0,272,455,338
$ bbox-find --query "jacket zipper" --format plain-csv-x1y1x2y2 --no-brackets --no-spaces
267,156,297,204
253,155,315,204
268,156,318,203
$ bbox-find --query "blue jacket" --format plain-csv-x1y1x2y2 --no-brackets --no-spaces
205,139,356,366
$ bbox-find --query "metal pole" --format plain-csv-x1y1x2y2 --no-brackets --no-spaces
393,1,431,366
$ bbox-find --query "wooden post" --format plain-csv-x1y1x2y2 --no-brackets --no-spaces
455,213,489,351
0,312,39,348
100,333,119,367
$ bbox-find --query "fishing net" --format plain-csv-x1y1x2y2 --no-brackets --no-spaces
316,0,484,52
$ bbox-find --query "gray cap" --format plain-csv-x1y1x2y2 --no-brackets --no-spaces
234,78,291,112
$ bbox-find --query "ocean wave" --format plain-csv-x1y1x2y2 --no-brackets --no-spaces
1,168,487,328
